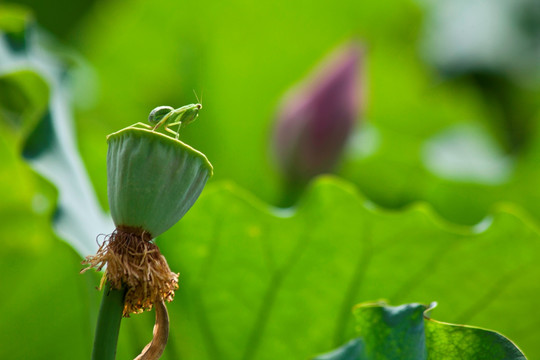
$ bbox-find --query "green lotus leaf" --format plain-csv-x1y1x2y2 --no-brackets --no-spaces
314,302,526,359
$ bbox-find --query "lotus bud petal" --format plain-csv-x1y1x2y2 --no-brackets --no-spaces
272,41,363,184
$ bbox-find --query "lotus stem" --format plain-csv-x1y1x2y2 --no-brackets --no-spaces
92,282,126,360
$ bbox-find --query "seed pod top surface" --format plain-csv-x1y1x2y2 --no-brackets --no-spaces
107,126,213,238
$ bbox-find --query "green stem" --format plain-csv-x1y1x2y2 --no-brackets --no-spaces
92,283,126,360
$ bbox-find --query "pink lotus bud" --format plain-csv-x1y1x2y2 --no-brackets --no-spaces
272,42,363,186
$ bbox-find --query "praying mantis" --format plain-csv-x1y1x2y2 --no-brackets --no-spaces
133,103,202,139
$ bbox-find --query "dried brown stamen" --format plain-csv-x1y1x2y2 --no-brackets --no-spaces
82,226,178,316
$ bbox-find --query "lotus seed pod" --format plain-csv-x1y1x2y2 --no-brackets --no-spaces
107,126,213,238
83,110,212,320
148,106,174,124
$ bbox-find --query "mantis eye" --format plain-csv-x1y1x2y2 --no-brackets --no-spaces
148,106,174,124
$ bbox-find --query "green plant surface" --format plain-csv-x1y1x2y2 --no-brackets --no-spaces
2,156,539,359
314,302,525,359
91,283,125,360
109,178,539,359
0,213,97,359
0,5,112,257
0,70,49,131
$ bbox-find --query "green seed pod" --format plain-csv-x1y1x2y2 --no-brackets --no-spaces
107,126,213,238
84,108,212,326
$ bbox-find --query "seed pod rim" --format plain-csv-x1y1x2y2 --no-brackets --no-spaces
106,124,214,177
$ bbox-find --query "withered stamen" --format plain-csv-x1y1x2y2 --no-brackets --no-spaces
81,226,178,316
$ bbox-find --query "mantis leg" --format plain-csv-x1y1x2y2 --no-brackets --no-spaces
165,121,183,139
164,126,180,139
176,122,182,139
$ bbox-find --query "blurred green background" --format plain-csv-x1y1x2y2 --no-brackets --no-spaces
1,0,540,358
6,0,540,224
